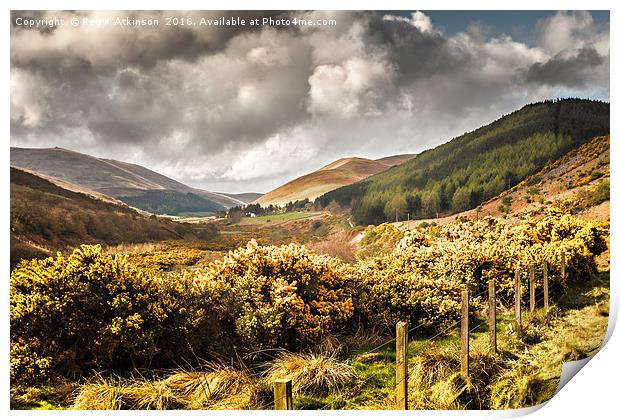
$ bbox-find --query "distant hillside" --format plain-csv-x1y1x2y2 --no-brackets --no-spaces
255,154,416,207
10,167,213,267
220,192,264,204
316,98,610,225
10,147,242,214
119,190,223,215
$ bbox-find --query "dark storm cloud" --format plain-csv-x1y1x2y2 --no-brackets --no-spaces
10,10,609,193
368,12,470,84
525,47,604,88
11,10,310,151
11,11,290,73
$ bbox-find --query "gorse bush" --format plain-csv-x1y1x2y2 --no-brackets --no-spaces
553,178,610,214
192,240,356,351
122,245,208,271
356,256,473,331
357,211,607,330
10,245,203,383
356,223,404,260
10,241,357,383
10,339,51,384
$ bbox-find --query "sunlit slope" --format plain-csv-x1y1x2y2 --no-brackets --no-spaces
256,155,416,207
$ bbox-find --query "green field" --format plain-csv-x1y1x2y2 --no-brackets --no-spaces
236,211,322,226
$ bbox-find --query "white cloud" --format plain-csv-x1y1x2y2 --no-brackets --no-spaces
411,11,434,34
10,69,55,127
383,11,436,34
535,11,608,57
308,56,395,118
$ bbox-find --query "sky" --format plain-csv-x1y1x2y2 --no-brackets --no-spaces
10,10,610,193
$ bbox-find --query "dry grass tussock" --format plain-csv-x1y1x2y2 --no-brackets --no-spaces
71,375,124,410
408,343,507,410
71,363,265,410
263,351,359,395
72,352,358,409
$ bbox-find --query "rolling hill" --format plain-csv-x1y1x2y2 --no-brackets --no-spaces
10,147,243,214
316,98,610,225
220,192,264,204
255,154,416,207
9,167,216,267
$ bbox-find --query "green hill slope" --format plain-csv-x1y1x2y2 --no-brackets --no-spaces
118,190,224,215
316,98,609,225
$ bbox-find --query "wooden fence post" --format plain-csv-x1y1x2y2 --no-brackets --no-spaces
461,290,469,377
543,261,549,310
530,265,536,312
515,268,521,330
561,251,566,281
489,279,496,354
274,379,293,410
396,321,409,410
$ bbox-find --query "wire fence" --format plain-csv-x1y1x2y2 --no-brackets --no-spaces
310,286,513,409
269,258,564,410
